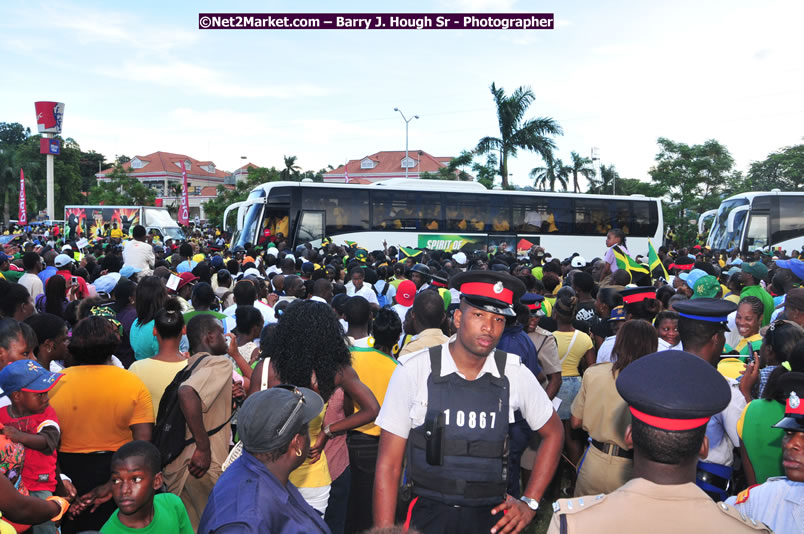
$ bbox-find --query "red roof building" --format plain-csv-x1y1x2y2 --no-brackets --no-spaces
323,150,456,183
94,151,238,220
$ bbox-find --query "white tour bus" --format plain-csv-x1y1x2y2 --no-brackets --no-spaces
706,190,804,253
231,179,663,260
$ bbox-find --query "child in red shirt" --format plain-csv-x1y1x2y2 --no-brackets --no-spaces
0,359,64,534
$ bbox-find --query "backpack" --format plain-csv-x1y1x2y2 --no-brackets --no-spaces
374,280,391,308
152,355,233,467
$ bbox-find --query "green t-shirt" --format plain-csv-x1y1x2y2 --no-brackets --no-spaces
742,399,785,484
101,493,193,534
0,270,24,282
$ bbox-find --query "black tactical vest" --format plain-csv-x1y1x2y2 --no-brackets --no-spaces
407,345,510,506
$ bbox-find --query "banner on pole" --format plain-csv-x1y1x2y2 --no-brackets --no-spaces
178,161,190,225
18,169,27,225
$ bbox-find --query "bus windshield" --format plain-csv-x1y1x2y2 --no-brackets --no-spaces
708,198,749,250
237,189,266,246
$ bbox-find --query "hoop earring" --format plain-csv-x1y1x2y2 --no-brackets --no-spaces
367,336,375,347
392,343,400,355
295,449,303,457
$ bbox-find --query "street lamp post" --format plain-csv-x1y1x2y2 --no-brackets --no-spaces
394,108,419,179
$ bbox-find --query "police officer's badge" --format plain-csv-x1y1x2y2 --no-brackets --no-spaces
493,281,504,294
791,391,800,409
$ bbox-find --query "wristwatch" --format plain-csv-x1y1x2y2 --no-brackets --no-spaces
323,424,335,439
520,495,539,511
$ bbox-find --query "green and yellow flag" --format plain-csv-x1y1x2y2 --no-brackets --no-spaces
398,246,423,261
612,245,649,281
648,240,669,282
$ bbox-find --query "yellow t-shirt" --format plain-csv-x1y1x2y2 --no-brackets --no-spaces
111,228,123,239
554,330,594,377
128,358,189,418
50,365,154,453
289,404,331,488
350,347,399,436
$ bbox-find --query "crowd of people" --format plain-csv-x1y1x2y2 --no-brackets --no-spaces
0,220,802,533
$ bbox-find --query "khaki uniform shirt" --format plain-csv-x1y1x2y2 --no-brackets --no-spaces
164,353,233,496
399,328,449,357
570,363,630,449
548,478,772,534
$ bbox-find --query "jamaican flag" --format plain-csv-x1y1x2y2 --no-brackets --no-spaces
344,240,358,248
648,240,669,282
399,246,423,261
612,245,649,282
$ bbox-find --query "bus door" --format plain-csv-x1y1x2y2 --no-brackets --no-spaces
261,208,291,245
294,210,326,246
744,211,769,252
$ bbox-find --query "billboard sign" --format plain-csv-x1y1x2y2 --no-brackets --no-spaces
417,234,485,252
39,138,61,155
34,101,65,134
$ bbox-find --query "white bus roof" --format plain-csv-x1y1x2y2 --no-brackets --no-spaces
248,180,661,202
720,190,804,203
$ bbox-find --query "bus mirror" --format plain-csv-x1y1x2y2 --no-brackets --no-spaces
726,206,749,233
697,209,717,234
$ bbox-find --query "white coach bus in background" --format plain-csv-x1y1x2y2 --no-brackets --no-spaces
231,179,663,260
706,190,804,253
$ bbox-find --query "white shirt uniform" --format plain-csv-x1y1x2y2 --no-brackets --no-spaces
377,338,554,440
726,477,803,533
704,377,746,466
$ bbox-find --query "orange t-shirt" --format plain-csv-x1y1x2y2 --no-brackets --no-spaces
49,365,154,453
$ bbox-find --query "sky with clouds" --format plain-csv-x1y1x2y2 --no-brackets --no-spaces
2,0,802,189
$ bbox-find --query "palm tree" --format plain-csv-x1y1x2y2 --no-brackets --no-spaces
280,155,302,181
475,82,563,189
586,164,620,194
568,151,595,193
169,182,183,208
530,157,570,191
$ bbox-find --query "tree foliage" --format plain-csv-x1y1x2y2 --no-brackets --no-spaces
0,125,84,223
586,164,665,197
420,151,474,182
568,151,595,193
732,144,804,193
88,163,156,206
476,82,562,189
203,166,282,229
280,155,302,181
530,157,570,191
649,137,735,245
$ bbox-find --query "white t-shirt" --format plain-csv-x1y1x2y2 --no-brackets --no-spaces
392,303,411,325
223,301,276,332
346,284,379,306
657,338,683,352
18,273,44,299
122,240,155,271
376,338,554,439
596,335,616,364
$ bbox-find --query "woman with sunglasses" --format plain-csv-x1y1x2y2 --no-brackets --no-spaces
248,300,380,517
199,387,330,534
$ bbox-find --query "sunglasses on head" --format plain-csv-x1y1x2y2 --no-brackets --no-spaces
275,384,306,437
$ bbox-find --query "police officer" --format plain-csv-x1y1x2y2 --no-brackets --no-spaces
548,350,771,533
373,271,563,534
726,371,804,532
673,298,748,501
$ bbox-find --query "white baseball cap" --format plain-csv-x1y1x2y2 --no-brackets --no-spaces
571,256,587,268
